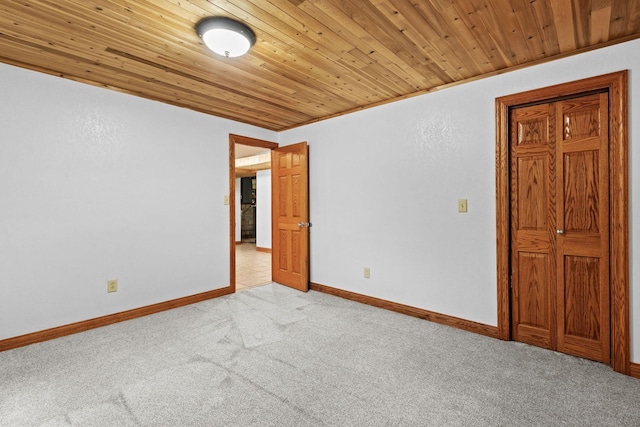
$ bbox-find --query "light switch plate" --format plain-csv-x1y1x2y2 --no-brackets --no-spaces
458,199,468,213
224,195,230,205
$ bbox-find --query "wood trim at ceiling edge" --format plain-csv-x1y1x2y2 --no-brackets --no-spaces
0,287,233,352
310,283,499,339
494,70,630,375
277,35,640,132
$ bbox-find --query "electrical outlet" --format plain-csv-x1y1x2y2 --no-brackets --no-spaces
107,279,118,293
364,267,371,279
458,199,468,213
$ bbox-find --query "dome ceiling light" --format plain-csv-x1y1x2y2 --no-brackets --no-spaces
196,16,256,58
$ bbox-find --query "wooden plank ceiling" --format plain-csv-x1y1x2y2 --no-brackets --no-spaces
1,0,639,131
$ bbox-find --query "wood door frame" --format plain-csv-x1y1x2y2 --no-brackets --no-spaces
495,70,629,374
229,134,279,292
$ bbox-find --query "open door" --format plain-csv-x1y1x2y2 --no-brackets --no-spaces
271,142,309,292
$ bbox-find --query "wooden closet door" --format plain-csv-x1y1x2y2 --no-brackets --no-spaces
555,93,610,363
510,92,610,364
510,103,557,351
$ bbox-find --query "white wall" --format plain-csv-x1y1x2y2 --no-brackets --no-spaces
279,38,639,362
0,63,276,340
256,169,272,249
235,177,242,242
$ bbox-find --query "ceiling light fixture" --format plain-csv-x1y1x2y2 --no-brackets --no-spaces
196,17,256,58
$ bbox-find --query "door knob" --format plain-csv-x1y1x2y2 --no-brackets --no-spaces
297,222,312,228
557,229,564,235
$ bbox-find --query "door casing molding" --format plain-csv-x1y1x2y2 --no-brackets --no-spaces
495,70,629,374
229,134,278,292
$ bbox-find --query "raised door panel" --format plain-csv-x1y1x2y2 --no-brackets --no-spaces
563,256,601,341
563,151,600,234
515,252,553,349
517,157,548,230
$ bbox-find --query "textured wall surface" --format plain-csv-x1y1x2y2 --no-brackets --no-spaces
0,63,275,340
256,169,272,249
279,38,639,361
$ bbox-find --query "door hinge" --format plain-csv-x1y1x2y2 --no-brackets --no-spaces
510,275,513,288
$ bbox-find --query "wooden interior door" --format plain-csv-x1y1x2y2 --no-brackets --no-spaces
271,142,309,292
510,92,610,363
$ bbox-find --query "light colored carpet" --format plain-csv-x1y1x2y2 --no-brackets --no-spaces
1,283,639,426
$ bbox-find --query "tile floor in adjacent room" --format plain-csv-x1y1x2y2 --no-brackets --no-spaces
236,242,272,291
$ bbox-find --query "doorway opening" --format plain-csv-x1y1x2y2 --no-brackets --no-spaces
229,134,278,292
495,71,629,374
236,174,271,291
